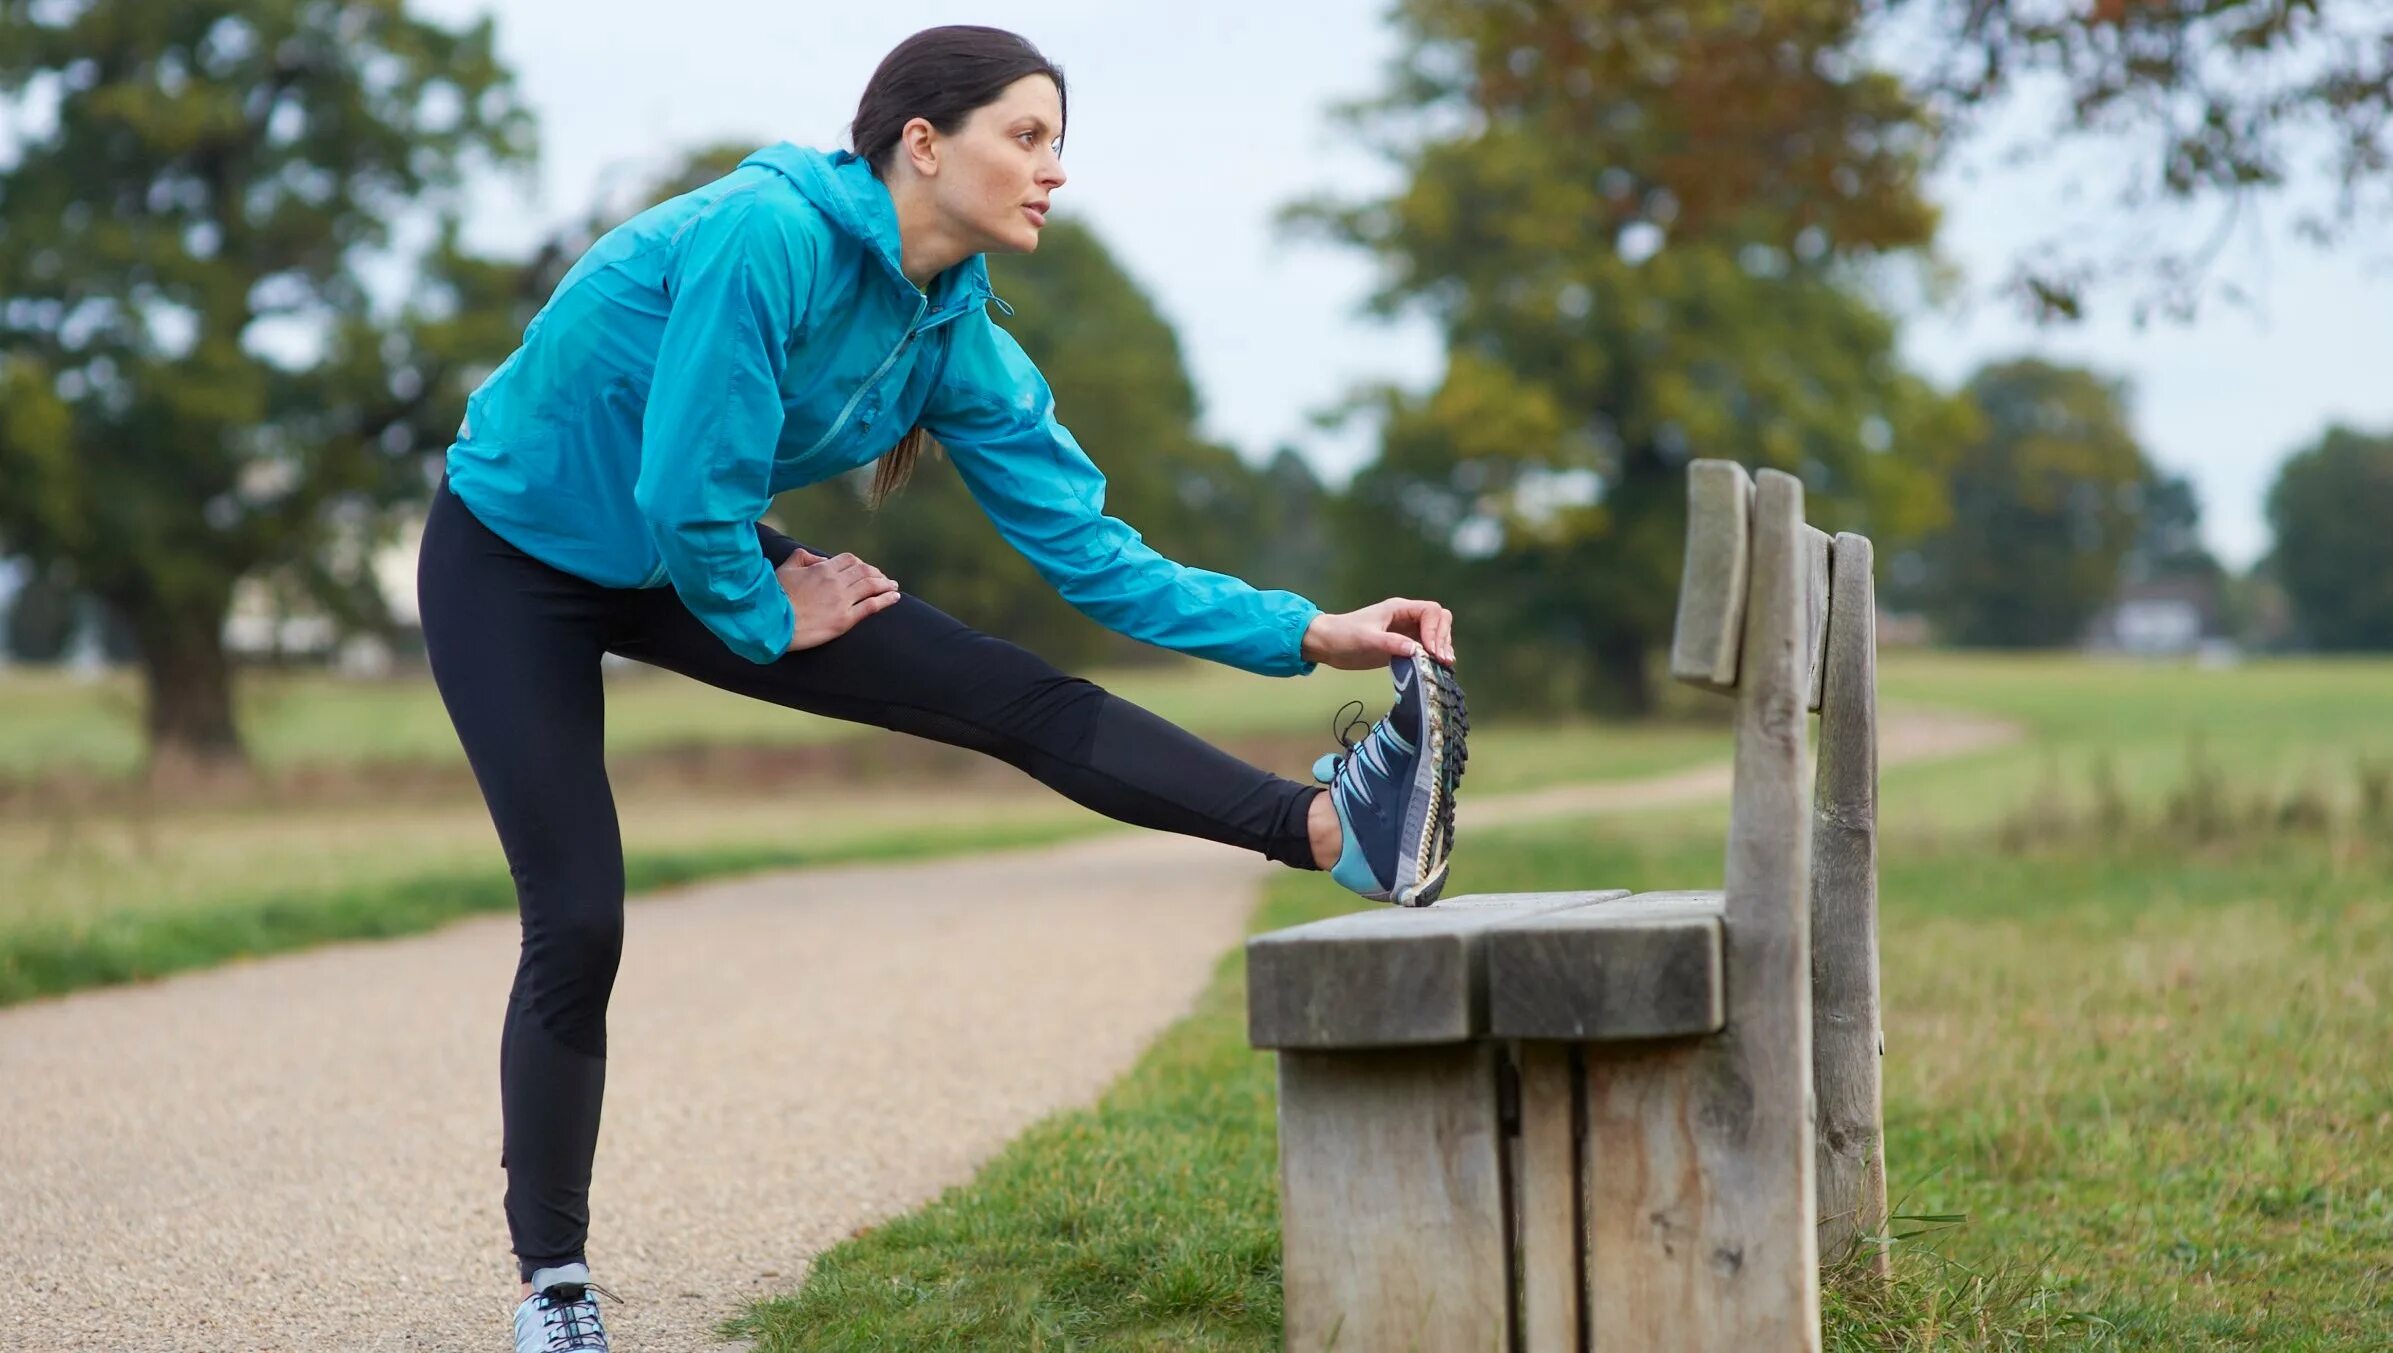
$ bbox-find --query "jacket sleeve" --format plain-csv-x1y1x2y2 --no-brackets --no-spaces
632,191,807,664
920,310,1322,677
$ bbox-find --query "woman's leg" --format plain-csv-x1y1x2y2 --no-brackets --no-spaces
418,481,626,1284
611,527,1325,870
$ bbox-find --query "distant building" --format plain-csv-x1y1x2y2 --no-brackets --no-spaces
2085,576,2223,656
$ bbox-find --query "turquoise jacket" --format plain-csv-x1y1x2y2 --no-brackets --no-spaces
444,143,1320,675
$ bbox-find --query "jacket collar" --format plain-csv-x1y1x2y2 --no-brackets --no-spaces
739,142,1002,324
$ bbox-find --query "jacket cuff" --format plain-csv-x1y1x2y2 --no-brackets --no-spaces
1279,600,1322,677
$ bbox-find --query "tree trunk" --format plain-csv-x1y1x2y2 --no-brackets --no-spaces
127,596,248,784
1592,629,1656,717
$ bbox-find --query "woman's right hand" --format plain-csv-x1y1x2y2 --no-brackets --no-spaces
777,548,903,651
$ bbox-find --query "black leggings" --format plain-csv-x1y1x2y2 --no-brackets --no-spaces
416,480,1322,1281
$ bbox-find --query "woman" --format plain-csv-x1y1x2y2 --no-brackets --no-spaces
417,26,1467,1352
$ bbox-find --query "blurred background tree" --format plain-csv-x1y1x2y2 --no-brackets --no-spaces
2123,470,2224,590
1293,0,2392,708
1289,0,1965,713
0,0,535,777
1900,358,2149,647
1865,0,2393,322
2265,425,2393,651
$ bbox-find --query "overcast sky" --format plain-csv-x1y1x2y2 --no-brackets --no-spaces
418,0,2393,570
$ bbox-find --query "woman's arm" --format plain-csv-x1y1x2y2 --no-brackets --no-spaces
924,309,1457,673
634,190,814,663
922,311,1324,676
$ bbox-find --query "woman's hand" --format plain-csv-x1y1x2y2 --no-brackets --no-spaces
778,548,903,652
1300,597,1457,671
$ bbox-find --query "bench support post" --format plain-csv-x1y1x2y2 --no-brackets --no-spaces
1810,532,1889,1274
1278,1047,1512,1352
1581,468,1821,1349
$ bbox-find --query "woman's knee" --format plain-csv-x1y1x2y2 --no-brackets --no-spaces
517,901,625,1053
513,855,626,986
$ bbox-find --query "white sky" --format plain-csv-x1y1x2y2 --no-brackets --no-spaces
421,0,2393,570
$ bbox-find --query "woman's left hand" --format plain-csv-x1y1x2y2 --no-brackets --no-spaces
1300,598,1457,671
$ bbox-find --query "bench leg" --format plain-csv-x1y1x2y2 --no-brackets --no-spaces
1514,1041,1582,1352
1812,531,1890,1275
1581,1033,1821,1351
1278,1046,1511,1352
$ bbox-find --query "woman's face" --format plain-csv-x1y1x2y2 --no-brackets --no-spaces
921,74,1066,255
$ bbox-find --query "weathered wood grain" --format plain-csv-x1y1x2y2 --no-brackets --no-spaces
1811,531,1889,1275
1669,460,1755,691
1485,892,1725,1042
1585,467,1821,1350
1803,524,1832,714
1279,1045,1512,1352
1514,1041,1583,1353
1248,891,1625,1051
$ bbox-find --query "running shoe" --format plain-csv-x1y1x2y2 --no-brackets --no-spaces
1312,652,1469,906
513,1262,615,1353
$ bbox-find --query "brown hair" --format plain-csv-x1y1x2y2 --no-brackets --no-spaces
851,25,1066,509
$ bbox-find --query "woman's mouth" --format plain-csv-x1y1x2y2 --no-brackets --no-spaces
1022,203,1048,227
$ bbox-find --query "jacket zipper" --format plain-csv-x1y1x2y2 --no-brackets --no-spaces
793,293,930,464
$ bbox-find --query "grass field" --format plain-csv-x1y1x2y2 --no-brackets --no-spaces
10,651,2387,1343
732,652,2393,1350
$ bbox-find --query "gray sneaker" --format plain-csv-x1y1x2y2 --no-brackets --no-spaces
512,1262,615,1353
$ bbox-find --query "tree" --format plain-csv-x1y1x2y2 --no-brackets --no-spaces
2122,468,2221,587
3,572,78,662
1909,359,2150,647
0,0,535,778
1865,0,2393,322
2265,425,2393,650
1294,0,1962,713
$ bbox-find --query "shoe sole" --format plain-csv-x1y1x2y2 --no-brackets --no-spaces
1392,658,1469,907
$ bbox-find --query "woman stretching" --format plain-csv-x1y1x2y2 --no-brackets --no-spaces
416,25,1468,1352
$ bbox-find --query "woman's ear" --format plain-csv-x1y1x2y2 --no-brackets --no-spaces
899,117,940,178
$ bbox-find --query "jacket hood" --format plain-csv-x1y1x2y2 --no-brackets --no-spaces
740,142,995,314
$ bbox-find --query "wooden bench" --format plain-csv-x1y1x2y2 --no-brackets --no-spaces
1247,462,1889,1351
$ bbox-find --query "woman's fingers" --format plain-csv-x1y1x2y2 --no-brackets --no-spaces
791,548,893,587
1385,597,1456,663
829,552,895,586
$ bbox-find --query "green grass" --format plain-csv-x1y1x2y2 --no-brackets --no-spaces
0,814,1112,1008
734,653,2393,1351
1875,651,2393,834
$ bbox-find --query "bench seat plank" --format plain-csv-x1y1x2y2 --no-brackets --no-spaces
1486,890,1726,1041
1248,891,1626,1051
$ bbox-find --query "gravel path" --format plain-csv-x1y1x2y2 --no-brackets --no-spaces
0,707,2014,1351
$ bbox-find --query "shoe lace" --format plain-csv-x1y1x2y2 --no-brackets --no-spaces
1330,699,1370,759
538,1280,619,1351
1326,698,1401,804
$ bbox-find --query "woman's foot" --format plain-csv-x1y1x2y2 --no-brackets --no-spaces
513,1262,615,1352
1310,652,1469,906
